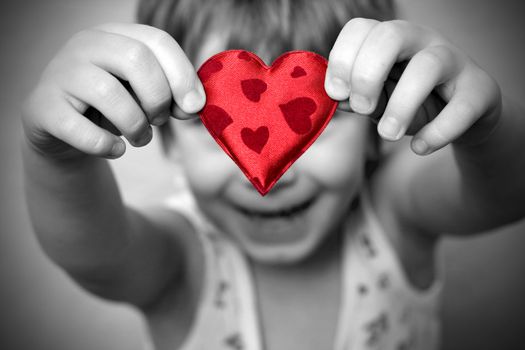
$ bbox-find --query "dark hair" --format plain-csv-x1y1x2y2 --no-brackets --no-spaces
137,0,396,152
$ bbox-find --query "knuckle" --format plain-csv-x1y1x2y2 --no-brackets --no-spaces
126,116,148,137
388,100,412,118
390,19,410,28
426,123,448,146
142,82,172,112
416,49,444,70
93,78,120,101
344,18,377,32
69,29,95,45
151,29,175,48
352,65,380,87
474,66,501,99
149,90,172,112
60,30,97,63
55,112,77,138
85,131,109,154
125,42,152,69
454,99,479,119
374,21,404,46
173,70,196,96
339,18,358,35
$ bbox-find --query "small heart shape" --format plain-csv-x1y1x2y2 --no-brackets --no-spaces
241,79,268,102
279,97,316,135
291,66,307,78
200,104,233,136
241,126,269,154
199,61,223,83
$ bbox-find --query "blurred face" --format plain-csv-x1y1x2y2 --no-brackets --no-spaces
171,37,371,264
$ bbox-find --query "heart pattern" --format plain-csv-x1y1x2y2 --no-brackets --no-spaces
291,66,307,78
198,50,337,195
241,126,269,154
279,97,317,135
241,79,268,102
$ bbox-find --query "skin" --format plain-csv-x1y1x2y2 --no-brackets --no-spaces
22,19,525,350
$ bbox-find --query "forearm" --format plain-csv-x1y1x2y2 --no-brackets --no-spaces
453,96,525,225
22,139,130,273
393,97,525,236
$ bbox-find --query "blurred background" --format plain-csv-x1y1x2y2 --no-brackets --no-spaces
0,0,524,349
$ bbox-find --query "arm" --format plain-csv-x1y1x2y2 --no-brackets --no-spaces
326,19,525,236
22,23,205,306
385,97,525,235
23,144,188,306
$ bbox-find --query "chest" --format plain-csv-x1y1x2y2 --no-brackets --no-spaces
251,251,342,350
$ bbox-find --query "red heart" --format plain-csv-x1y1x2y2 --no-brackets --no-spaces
198,50,337,195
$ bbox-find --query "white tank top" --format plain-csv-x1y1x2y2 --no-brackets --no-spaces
158,189,442,350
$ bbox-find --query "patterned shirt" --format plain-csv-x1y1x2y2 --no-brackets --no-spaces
156,190,442,350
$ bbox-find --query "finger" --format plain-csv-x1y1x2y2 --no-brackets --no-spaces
38,97,126,159
85,29,172,126
61,93,123,136
84,107,121,136
96,23,205,115
336,81,390,124
370,80,395,123
325,18,379,101
410,67,494,155
377,45,459,140
61,65,152,147
405,92,446,136
350,20,435,115
388,61,409,82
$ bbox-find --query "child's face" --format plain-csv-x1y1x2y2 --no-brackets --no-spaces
171,37,371,264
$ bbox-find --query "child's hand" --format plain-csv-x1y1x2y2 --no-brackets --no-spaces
22,23,205,159
325,18,502,155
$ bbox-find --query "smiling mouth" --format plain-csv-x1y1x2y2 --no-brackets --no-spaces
234,197,316,219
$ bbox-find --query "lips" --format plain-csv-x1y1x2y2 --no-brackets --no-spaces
227,197,316,245
232,196,316,219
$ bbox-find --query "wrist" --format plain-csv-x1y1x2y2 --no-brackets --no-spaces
22,134,98,176
452,96,522,170
23,126,91,163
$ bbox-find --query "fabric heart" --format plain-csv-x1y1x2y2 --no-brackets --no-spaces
197,50,337,195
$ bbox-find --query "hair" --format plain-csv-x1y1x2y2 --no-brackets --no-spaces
137,0,396,155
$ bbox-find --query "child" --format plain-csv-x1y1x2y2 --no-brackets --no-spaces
21,0,525,349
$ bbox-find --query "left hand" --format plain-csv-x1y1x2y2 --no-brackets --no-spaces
325,18,502,155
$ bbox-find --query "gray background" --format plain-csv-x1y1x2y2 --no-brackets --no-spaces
1,0,524,349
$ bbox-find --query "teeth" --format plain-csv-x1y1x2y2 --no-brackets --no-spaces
239,199,313,219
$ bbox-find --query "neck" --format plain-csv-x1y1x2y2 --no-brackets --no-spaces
250,220,345,275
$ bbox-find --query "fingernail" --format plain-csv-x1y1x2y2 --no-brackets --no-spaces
134,127,152,146
412,138,430,155
110,141,125,158
350,94,372,114
378,116,403,140
151,110,170,126
182,87,205,114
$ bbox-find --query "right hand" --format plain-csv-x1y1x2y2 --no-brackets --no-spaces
22,23,205,160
